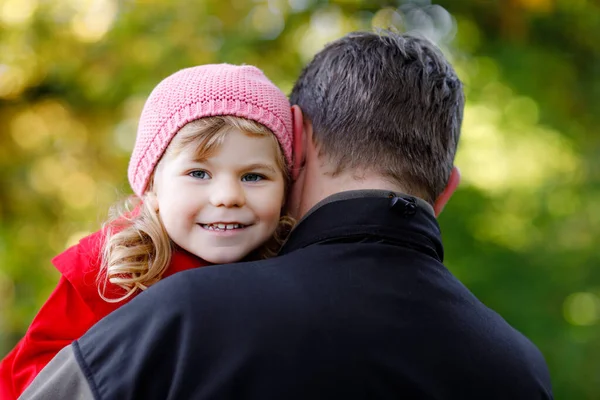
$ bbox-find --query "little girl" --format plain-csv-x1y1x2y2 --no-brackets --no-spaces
0,64,294,399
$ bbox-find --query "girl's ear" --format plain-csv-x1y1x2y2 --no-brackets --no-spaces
145,192,159,212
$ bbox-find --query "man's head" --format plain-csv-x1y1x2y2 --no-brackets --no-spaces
288,31,464,219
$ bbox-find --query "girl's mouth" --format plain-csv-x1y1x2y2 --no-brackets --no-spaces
200,223,247,231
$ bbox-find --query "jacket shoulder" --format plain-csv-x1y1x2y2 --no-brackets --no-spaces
51,229,126,318
51,230,104,295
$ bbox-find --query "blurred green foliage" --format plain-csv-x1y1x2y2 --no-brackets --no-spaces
0,0,598,397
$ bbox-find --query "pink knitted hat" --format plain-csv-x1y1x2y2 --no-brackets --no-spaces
128,64,293,197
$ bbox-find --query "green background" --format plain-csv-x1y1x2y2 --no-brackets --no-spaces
1,0,598,398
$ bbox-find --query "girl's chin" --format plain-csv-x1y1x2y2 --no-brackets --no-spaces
196,251,249,265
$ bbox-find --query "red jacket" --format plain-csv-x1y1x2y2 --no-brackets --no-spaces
0,229,207,399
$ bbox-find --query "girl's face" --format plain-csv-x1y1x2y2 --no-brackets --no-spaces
152,127,286,264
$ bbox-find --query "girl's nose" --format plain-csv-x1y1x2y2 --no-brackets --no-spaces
209,178,245,208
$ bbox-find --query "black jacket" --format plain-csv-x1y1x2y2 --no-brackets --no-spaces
21,192,553,400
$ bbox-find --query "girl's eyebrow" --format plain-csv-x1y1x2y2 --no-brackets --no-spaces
244,163,278,174
187,159,278,174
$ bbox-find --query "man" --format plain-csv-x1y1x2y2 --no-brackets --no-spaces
21,31,553,399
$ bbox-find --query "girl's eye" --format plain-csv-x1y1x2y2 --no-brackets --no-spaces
241,173,264,182
189,170,209,179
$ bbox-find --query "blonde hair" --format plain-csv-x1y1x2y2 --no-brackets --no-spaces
98,116,293,302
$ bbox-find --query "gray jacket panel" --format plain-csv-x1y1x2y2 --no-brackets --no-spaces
18,344,94,400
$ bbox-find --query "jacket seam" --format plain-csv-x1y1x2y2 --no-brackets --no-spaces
72,341,102,400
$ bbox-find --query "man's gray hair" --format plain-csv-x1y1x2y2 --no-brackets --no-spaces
290,31,464,203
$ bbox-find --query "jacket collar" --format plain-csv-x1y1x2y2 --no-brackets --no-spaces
280,190,444,262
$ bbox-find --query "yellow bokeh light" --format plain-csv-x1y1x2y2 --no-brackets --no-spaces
130,37,165,66
250,5,285,39
454,80,581,251
480,81,511,103
93,180,122,213
457,99,579,195
28,155,68,194
298,6,347,62
28,100,90,152
113,119,138,154
59,171,97,209
10,108,50,150
70,0,118,43
34,100,70,125
505,96,539,126
0,0,37,26
371,7,402,31
0,65,27,98
65,230,91,249
472,191,544,251
563,292,600,326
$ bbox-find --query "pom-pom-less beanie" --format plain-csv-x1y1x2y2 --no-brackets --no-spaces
128,64,293,197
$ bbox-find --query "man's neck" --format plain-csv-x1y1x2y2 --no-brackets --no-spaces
297,170,423,219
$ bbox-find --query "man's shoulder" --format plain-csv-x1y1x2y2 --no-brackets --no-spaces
439,296,552,395
156,256,287,291
128,256,295,313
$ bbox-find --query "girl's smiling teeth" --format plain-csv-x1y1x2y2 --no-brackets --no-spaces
200,223,247,231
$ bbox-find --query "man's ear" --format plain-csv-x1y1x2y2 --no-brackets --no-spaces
291,105,307,181
433,166,460,217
